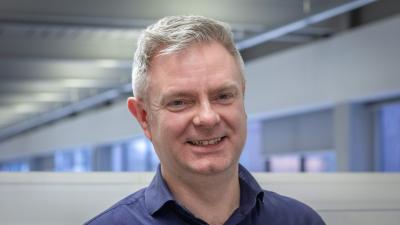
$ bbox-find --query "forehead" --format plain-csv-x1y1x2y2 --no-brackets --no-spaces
148,41,243,88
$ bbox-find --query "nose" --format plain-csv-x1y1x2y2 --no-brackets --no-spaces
193,101,220,128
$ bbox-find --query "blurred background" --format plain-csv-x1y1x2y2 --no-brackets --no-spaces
0,0,399,173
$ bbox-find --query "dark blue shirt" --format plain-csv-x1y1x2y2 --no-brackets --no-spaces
85,165,325,225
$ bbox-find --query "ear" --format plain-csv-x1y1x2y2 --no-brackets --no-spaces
127,97,152,140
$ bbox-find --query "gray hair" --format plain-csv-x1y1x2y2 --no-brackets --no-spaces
131,15,245,100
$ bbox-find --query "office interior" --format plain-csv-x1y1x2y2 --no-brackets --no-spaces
0,1,399,225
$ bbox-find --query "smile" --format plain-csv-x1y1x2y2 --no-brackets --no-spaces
188,137,224,146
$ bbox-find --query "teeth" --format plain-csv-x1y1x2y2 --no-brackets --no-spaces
190,137,222,146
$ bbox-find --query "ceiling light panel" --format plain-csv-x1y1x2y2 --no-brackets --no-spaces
0,78,125,92
0,92,71,104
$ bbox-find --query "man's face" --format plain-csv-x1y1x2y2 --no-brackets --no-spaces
130,41,247,176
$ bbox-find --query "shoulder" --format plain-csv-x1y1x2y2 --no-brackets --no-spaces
262,190,326,225
84,188,147,225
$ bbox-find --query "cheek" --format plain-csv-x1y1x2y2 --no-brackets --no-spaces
224,104,246,127
153,112,192,140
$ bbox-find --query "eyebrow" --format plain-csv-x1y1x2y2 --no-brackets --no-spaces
211,83,240,94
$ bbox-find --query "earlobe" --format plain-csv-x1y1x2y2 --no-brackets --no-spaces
127,97,152,140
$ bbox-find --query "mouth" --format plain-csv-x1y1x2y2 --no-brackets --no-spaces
187,136,226,146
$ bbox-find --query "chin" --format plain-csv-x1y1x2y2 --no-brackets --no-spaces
188,159,235,175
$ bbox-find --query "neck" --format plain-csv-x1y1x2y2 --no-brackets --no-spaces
161,164,241,225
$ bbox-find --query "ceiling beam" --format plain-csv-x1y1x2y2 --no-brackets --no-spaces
236,0,377,50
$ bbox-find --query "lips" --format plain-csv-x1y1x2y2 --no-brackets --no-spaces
187,136,225,146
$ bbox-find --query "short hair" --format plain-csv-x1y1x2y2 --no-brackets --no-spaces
131,15,245,100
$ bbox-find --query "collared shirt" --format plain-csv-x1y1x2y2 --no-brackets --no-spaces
85,165,325,225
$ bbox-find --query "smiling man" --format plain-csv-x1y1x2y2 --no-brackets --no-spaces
85,15,325,225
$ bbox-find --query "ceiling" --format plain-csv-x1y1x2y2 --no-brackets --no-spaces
0,0,396,141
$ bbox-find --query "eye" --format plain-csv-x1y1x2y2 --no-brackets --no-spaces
216,92,235,104
219,93,233,100
170,100,184,106
166,99,191,111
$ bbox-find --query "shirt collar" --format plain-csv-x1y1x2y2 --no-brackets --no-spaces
144,164,264,216
144,165,175,215
238,164,265,214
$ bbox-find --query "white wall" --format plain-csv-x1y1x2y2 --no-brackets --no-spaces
245,15,400,117
0,100,142,160
0,173,399,225
1,15,400,160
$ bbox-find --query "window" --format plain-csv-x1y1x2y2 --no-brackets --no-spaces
55,148,92,172
304,151,336,172
265,151,336,173
240,119,265,171
269,154,301,172
377,102,400,171
0,159,30,172
125,137,159,171
30,154,55,171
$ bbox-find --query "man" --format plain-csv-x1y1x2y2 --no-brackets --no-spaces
85,15,325,225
